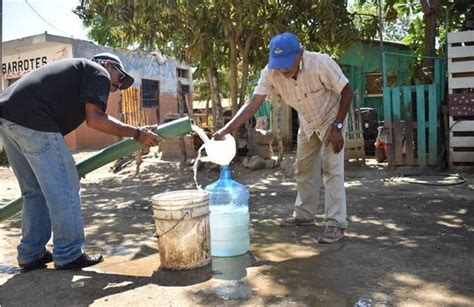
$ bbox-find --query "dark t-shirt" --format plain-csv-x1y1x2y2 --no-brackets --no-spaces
0,58,110,135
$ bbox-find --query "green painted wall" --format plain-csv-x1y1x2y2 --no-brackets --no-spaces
338,41,413,121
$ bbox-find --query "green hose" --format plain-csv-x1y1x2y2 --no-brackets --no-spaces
0,117,193,222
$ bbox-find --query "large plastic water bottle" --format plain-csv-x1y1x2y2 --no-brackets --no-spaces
205,165,250,257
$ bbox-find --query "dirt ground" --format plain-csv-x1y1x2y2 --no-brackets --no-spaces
1,149,473,307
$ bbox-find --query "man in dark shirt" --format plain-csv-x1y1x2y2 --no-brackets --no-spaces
0,53,160,270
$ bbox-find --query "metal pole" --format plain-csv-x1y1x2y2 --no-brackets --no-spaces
378,0,384,56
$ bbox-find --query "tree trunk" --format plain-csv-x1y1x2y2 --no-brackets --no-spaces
239,34,254,108
206,66,223,130
420,0,440,68
229,38,239,116
205,98,210,127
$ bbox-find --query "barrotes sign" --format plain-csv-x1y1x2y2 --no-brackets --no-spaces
2,45,72,79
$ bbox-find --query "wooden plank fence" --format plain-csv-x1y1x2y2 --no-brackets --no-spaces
121,87,147,127
383,84,439,166
447,30,474,167
382,52,445,167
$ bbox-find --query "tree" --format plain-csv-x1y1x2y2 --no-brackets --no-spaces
75,1,361,129
351,0,470,57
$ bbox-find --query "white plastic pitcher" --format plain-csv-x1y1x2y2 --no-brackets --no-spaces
204,134,236,165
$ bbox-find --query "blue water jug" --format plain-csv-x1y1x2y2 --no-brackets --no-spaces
205,165,250,257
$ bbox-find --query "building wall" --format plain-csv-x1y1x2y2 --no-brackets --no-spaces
2,34,193,150
73,39,192,124
338,41,413,121
159,93,178,122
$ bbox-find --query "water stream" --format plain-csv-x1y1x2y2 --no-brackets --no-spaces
191,124,210,189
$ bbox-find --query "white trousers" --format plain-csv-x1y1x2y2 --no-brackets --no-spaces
293,130,347,228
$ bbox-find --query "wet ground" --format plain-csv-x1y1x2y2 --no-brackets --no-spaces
1,151,473,306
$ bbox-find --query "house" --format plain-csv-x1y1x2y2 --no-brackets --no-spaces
2,33,193,149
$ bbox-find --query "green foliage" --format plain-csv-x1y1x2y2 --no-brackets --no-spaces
74,1,361,107
349,0,412,42
383,0,469,57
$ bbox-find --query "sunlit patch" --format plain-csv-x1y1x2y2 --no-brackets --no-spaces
395,239,418,248
103,281,134,289
440,214,456,219
93,254,160,277
252,243,318,262
427,199,443,204
385,223,404,231
346,233,370,240
392,273,422,286
455,208,467,214
437,221,463,228
390,273,472,306
72,275,92,282
354,217,406,231
345,181,362,187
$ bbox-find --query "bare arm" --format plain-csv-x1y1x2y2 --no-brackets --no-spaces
84,102,161,147
325,83,353,153
334,83,353,124
213,94,267,139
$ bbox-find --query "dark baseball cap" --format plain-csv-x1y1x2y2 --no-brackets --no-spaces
91,53,134,90
268,32,302,69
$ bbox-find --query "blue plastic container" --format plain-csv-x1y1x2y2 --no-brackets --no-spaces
205,165,250,257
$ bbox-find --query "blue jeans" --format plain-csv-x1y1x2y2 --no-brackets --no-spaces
0,119,84,266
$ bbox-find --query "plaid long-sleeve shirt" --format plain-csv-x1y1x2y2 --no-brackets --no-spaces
254,51,349,140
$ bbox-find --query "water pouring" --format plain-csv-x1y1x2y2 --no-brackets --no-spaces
192,124,236,166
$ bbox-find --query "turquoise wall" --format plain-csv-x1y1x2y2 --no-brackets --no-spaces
338,41,413,121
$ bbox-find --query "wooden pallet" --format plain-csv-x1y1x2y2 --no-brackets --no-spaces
449,116,474,166
447,31,474,167
344,91,365,163
345,136,365,162
121,87,147,126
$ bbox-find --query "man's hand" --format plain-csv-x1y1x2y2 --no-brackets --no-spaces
325,127,344,153
143,124,158,131
136,128,162,148
213,127,230,140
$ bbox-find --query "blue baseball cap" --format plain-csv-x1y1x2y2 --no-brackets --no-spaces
268,32,302,69
91,53,135,90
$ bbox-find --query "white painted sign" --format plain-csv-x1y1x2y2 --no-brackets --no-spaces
2,44,73,79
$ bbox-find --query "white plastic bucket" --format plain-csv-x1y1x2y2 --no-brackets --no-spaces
151,190,211,270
